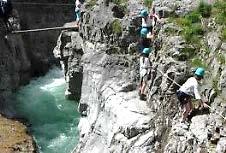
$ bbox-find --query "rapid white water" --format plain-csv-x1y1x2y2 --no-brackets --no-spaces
13,67,80,153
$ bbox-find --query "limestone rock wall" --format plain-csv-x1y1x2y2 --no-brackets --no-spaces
55,0,226,152
53,30,83,100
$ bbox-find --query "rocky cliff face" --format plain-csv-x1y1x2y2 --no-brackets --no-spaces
13,0,75,75
0,15,35,152
55,0,226,152
0,1,75,152
0,16,30,115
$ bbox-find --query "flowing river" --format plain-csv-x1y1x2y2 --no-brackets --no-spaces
12,67,80,153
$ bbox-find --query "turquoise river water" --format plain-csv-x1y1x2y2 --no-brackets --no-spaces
12,67,80,153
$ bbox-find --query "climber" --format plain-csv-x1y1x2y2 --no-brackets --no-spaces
74,0,82,26
140,9,153,36
139,47,152,100
139,27,153,53
0,0,12,28
149,7,161,28
176,67,207,123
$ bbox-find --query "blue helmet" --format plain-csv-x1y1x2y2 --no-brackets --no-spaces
142,48,151,54
140,28,148,37
195,67,205,77
140,9,148,17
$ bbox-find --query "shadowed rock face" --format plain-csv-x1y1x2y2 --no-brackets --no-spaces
12,0,75,76
0,17,35,153
0,16,30,115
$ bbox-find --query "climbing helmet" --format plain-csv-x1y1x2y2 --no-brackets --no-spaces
195,67,205,77
140,9,149,17
142,48,151,54
140,27,149,37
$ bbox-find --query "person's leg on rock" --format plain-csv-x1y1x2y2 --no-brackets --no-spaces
140,74,148,100
181,98,192,122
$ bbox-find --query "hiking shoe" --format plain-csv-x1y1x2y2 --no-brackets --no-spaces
140,94,146,101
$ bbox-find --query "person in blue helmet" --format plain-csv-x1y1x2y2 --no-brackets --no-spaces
140,9,153,35
176,67,207,122
139,47,152,100
139,27,151,53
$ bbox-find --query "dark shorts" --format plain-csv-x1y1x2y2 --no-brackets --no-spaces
176,90,191,105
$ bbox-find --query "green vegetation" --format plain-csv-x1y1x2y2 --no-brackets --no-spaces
213,1,226,25
191,57,207,68
170,2,209,45
212,76,221,96
112,0,128,14
186,11,201,23
198,1,212,17
217,53,226,65
222,29,226,41
143,0,153,8
112,0,127,5
182,23,204,43
111,19,122,35
86,0,97,8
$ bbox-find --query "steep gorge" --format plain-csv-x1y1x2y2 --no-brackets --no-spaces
1,0,226,152
0,0,75,152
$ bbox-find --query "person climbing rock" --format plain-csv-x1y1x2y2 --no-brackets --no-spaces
139,27,153,53
0,0,12,29
75,0,82,26
149,7,160,28
140,9,153,36
139,47,152,101
176,67,207,123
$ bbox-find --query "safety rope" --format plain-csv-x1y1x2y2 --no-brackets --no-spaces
154,67,226,121
155,68,182,87
12,2,74,6
11,25,78,34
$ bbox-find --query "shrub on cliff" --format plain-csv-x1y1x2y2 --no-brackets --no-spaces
213,1,226,25
111,19,122,35
222,29,226,41
86,0,97,8
112,0,127,5
198,1,212,17
182,23,204,43
144,0,153,8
